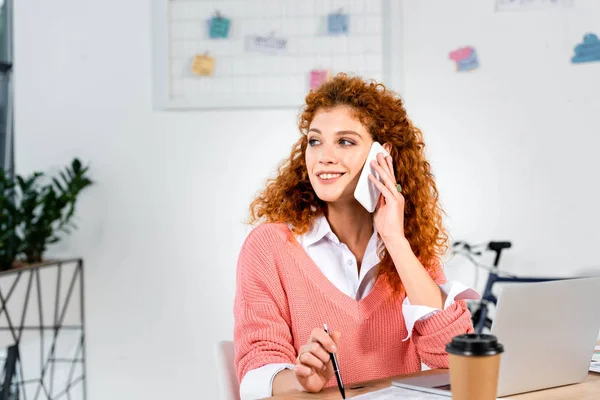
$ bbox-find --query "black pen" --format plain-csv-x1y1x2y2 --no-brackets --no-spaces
323,323,345,399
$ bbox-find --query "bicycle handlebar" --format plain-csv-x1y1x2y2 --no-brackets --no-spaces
453,240,513,267
452,240,512,252
488,241,512,251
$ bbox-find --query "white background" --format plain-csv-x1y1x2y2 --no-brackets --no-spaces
13,0,600,399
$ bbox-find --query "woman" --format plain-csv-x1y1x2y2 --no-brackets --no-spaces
234,73,476,400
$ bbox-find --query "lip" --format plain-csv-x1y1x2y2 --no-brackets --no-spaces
315,171,345,176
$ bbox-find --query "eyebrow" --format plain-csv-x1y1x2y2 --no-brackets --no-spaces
308,128,362,138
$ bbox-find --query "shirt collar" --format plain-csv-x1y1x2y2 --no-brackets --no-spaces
302,214,339,246
302,214,379,248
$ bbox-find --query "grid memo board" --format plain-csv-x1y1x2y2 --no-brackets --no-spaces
152,0,393,109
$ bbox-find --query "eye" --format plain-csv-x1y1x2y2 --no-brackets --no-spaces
339,138,355,146
308,138,320,146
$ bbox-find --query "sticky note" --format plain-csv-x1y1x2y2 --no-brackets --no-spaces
245,33,287,54
310,69,330,89
209,15,230,39
327,12,349,35
191,54,215,76
571,33,600,64
449,46,480,72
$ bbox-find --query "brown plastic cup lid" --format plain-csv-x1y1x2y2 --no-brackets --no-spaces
446,334,504,356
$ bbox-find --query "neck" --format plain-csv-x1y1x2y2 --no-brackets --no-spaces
324,200,373,249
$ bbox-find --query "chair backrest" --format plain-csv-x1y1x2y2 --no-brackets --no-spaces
214,340,240,400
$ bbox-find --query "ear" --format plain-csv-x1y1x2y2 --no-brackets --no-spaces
382,142,392,153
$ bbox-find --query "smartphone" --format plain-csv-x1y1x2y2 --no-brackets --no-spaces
353,142,390,213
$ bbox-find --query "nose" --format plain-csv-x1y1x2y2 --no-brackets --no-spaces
319,145,338,165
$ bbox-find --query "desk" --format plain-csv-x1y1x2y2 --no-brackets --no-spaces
268,369,600,399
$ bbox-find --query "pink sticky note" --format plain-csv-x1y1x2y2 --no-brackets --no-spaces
310,70,330,89
449,47,473,62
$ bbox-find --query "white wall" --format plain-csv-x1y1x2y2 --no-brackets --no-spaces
14,1,298,398
401,0,600,290
12,0,600,399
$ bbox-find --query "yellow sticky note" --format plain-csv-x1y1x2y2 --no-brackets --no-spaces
192,54,215,76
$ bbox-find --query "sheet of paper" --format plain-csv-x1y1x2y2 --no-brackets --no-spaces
495,0,573,12
352,386,501,399
352,386,449,400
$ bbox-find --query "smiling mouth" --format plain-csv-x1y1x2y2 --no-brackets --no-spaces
317,173,345,180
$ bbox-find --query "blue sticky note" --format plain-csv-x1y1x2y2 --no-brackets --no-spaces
457,50,480,72
209,15,230,39
571,33,600,64
450,47,479,72
327,13,349,35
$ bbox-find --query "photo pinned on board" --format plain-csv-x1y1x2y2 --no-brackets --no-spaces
191,53,215,76
571,33,600,64
207,11,231,39
449,46,480,72
309,69,331,90
245,31,287,54
327,8,349,35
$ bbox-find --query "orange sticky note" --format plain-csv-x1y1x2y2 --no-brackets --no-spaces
192,54,215,76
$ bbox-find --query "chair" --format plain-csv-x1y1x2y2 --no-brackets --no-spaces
214,340,240,400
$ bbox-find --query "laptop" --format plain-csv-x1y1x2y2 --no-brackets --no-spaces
392,277,600,398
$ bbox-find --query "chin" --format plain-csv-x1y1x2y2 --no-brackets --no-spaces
314,187,355,204
310,176,355,203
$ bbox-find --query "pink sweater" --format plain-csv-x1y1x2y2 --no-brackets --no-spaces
234,223,473,387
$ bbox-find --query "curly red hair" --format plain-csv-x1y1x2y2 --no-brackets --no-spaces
249,73,448,293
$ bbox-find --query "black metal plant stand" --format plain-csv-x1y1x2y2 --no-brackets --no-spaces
0,259,86,400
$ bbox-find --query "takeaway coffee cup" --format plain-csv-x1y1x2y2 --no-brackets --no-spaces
446,334,504,400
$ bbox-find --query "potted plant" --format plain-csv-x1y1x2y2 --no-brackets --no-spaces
0,158,93,270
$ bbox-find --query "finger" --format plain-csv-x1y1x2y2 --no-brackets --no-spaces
369,173,397,204
298,352,327,372
331,331,341,347
300,342,331,365
377,152,394,179
386,155,396,180
377,152,394,178
371,158,400,198
294,364,313,377
374,154,398,194
375,193,385,211
309,328,337,353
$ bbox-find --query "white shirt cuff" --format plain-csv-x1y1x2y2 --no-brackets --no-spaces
401,280,480,341
239,363,295,400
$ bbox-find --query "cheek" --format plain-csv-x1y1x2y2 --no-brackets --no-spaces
343,151,367,173
305,151,316,170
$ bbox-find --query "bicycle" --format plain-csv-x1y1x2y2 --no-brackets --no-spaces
451,240,565,334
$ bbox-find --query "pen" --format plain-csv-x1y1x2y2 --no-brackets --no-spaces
324,323,345,399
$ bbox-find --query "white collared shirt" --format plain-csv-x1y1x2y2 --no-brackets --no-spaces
239,216,478,400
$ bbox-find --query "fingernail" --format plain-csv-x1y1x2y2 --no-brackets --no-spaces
330,344,337,352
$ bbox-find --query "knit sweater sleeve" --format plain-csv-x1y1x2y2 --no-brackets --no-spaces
233,226,296,383
411,260,475,368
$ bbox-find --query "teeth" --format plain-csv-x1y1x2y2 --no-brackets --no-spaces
319,173,342,180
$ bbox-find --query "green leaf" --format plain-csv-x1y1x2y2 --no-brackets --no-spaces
52,178,65,193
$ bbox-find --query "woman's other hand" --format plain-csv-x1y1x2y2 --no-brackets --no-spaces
294,327,341,393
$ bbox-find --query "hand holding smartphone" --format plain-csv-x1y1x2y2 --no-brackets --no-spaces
353,142,390,213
